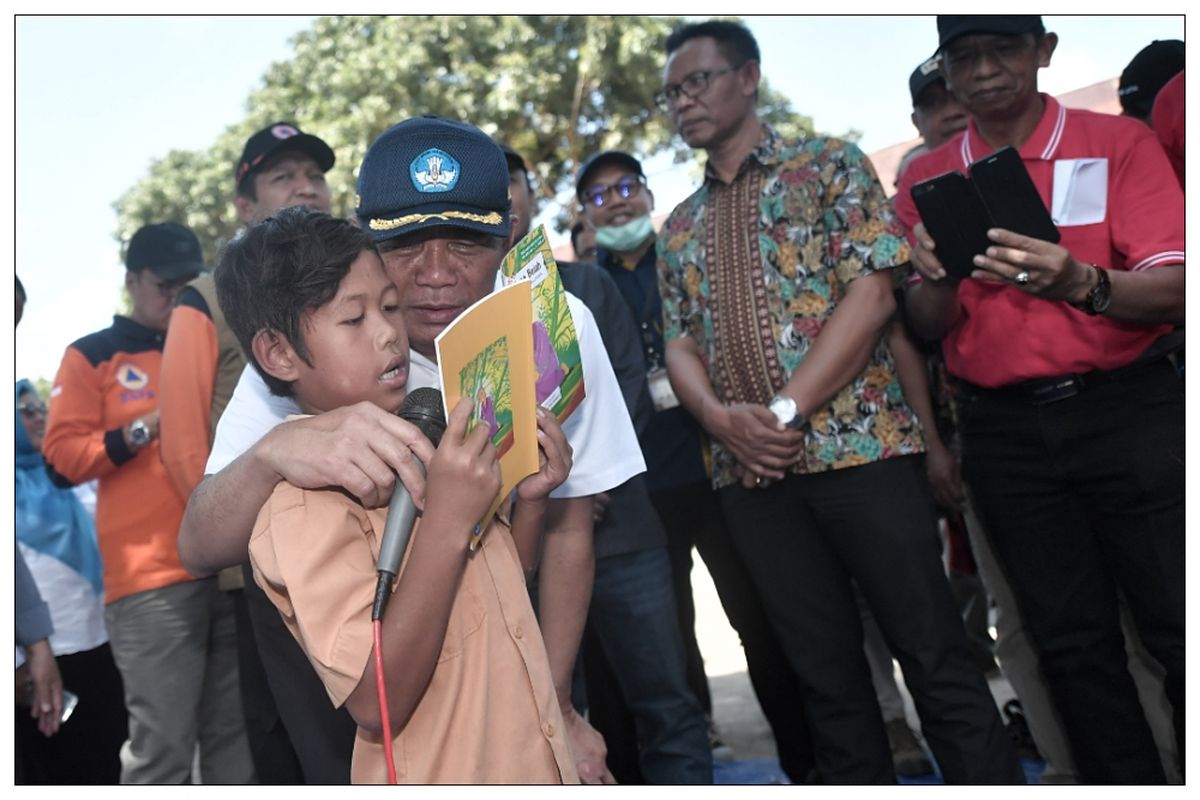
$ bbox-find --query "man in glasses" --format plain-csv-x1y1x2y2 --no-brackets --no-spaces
896,15,1184,784
576,150,817,784
655,19,1021,784
43,223,256,784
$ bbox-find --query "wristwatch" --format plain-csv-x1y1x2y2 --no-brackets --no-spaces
128,418,152,448
1074,264,1112,316
768,394,807,430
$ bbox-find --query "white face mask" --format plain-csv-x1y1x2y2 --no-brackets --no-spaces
594,214,654,253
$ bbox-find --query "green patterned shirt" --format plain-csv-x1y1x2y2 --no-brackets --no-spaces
656,125,924,489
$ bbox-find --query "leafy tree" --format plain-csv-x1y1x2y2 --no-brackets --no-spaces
115,15,815,261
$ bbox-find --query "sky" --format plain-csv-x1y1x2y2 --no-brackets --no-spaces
8,13,1187,385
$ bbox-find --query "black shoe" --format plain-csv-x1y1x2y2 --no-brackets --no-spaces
885,718,933,777
1002,699,1042,761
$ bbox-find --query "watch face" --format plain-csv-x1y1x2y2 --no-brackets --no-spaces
769,396,797,425
130,421,150,445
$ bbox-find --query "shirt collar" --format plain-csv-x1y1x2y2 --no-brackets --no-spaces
112,314,165,345
703,122,787,183
961,93,1066,167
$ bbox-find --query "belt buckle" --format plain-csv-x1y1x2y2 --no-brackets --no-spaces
1029,376,1083,404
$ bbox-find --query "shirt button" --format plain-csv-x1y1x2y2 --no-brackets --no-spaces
513,626,523,639
543,721,555,738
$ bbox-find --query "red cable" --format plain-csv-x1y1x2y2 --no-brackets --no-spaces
374,619,398,784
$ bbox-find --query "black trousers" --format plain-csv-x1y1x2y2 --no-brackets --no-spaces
719,456,1023,784
958,359,1184,784
654,480,817,784
241,562,358,784
15,642,127,784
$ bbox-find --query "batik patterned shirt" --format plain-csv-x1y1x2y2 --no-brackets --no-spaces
657,125,924,489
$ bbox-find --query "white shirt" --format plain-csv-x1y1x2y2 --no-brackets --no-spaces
207,292,644,499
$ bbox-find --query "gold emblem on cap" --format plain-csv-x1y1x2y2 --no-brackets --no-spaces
369,210,504,231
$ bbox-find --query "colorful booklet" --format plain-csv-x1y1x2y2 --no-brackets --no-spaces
433,225,586,548
498,224,586,422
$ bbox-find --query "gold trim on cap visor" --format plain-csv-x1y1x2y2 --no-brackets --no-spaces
369,210,505,231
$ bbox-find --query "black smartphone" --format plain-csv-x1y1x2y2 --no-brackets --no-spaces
968,146,1061,244
910,170,993,281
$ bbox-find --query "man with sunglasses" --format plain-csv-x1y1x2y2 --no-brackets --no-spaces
655,20,1021,784
43,223,256,784
896,16,1184,784
577,150,818,784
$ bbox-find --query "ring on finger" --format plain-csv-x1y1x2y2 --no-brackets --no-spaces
1014,270,1031,286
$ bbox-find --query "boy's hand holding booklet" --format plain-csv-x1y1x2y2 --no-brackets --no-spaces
434,225,586,547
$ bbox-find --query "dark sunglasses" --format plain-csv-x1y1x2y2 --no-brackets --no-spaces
18,401,47,418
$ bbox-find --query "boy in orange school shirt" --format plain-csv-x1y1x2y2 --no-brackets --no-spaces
215,206,579,784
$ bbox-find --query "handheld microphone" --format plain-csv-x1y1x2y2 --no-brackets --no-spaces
372,387,447,620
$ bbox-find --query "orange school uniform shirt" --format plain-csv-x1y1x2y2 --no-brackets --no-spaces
249,483,579,784
43,315,193,604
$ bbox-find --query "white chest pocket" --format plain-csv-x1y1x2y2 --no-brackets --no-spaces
1051,158,1108,226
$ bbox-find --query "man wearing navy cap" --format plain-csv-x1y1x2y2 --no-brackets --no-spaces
162,121,355,783
44,223,257,784
179,117,645,784
897,15,1184,784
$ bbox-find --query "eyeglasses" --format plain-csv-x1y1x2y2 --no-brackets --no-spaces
656,67,737,110
583,175,646,208
941,36,1036,76
18,401,47,418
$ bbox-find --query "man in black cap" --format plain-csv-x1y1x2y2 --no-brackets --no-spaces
44,223,256,784
897,15,1184,784
161,121,355,783
576,149,819,784
1118,39,1185,124
178,117,645,784
657,18,1021,784
503,143,713,784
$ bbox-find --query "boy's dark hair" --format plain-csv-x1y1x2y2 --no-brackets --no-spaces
215,206,378,397
570,221,586,250
665,19,760,66
235,174,259,202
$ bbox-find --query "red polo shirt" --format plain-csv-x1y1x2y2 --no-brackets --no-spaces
894,94,1183,388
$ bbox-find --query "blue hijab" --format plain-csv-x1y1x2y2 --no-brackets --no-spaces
15,379,104,597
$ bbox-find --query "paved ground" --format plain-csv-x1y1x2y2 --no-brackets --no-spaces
689,556,1045,785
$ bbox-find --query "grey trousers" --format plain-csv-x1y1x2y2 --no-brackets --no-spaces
105,578,256,784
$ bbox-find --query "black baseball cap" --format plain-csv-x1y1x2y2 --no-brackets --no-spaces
235,122,335,186
1118,40,1185,118
936,15,1045,52
356,116,511,243
125,223,206,281
909,56,944,106
575,151,645,201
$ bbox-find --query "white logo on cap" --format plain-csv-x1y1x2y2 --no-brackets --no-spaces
271,124,300,140
411,149,460,193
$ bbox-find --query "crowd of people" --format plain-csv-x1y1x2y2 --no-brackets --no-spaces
15,15,1184,786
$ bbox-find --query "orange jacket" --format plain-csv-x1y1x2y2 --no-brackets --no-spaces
43,316,193,604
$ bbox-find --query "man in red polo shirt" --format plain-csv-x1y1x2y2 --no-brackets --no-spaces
895,15,1184,785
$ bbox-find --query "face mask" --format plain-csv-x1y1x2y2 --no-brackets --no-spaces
594,214,654,253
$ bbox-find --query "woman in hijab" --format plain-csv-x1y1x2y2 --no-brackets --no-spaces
16,379,128,784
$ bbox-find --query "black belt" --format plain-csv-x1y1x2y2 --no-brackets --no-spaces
958,355,1176,406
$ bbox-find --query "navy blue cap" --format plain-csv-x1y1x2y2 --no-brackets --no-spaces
125,222,206,280
575,151,645,201
936,15,1044,52
356,116,511,243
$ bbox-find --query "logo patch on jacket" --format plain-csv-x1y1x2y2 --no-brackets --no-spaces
116,364,150,391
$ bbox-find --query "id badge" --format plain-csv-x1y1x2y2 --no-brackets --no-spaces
647,367,679,411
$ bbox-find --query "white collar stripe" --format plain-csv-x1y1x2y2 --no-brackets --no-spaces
1041,102,1067,160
